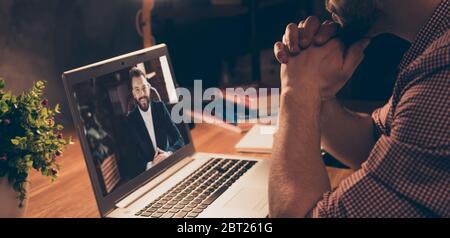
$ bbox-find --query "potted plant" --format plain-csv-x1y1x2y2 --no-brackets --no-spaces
0,79,70,217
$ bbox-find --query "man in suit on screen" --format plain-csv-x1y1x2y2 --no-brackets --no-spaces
123,67,184,179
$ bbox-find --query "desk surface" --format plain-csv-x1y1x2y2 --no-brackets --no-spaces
26,123,353,218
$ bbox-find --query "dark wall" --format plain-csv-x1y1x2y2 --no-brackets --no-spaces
0,0,142,127
0,0,410,128
153,0,310,88
151,0,409,100
0,0,60,108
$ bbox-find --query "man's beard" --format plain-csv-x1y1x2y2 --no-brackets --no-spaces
326,0,381,44
137,96,150,111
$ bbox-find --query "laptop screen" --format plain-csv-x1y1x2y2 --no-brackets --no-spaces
71,53,190,196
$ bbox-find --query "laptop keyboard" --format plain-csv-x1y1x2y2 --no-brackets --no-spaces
135,158,257,218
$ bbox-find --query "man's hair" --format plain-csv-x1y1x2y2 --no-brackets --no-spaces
129,67,149,90
129,67,146,80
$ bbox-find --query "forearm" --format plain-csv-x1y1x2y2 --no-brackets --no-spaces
269,88,331,218
320,98,376,169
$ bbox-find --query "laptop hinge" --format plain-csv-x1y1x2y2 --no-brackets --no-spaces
115,157,195,209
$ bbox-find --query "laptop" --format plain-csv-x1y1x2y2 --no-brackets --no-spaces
62,44,269,218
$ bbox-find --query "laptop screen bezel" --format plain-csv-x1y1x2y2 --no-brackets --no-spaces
62,44,195,217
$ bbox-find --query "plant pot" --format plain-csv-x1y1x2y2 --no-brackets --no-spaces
0,177,28,218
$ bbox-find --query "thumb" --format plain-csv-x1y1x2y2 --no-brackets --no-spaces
343,38,371,77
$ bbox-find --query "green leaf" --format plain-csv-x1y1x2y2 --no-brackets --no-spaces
0,100,9,113
36,81,45,88
40,108,49,118
34,81,46,92
27,114,36,126
55,104,61,113
2,92,12,101
41,168,48,176
11,139,20,145
30,91,38,98
0,79,4,89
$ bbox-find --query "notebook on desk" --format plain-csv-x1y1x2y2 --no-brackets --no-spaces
235,125,276,153
235,125,350,169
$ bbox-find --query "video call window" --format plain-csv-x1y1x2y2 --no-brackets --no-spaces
73,56,189,196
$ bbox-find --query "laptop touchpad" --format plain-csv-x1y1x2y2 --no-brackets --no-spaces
224,187,267,211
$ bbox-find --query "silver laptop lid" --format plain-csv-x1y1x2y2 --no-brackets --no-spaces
62,44,195,217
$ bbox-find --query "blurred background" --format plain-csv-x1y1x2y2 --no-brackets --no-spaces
0,0,410,127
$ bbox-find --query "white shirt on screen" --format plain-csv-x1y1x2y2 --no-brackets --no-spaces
139,106,158,170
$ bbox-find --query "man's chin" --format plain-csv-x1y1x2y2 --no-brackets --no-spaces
138,104,149,111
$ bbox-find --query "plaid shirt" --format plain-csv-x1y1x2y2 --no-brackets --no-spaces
309,0,450,218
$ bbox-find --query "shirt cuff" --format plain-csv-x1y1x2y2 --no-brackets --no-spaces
146,161,153,171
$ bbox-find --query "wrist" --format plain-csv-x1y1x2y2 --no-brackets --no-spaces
320,97,341,124
280,87,322,116
281,85,321,103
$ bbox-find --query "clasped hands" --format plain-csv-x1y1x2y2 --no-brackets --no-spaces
154,148,172,165
274,16,371,100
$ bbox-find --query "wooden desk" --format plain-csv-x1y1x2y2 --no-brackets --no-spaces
26,124,353,218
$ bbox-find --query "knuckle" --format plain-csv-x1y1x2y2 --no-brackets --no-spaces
306,16,320,25
300,28,310,38
274,51,282,59
298,20,306,27
273,44,284,59
276,52,284,61
275,50,281,57
286,23,298,37
287,23,297,30
274,41,283,48
314,35,325,44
